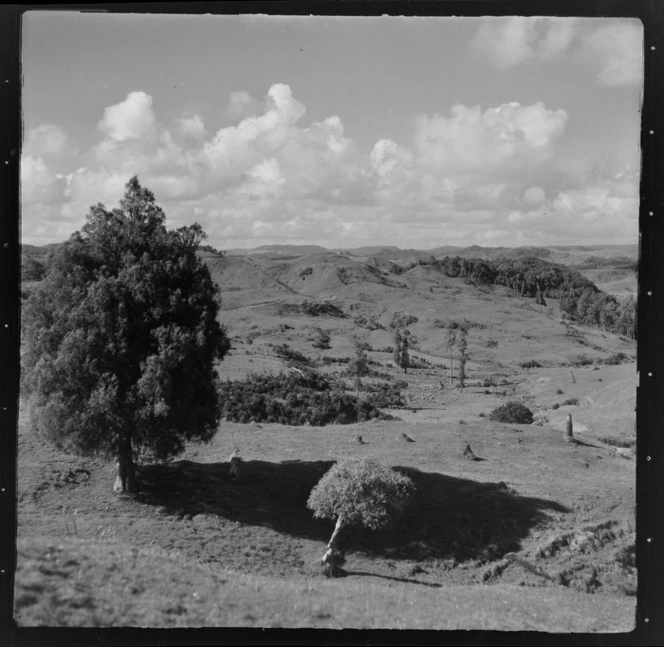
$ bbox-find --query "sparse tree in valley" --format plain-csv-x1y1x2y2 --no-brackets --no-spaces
393,329,402,368
307,458,416,577
348,339,370,400
446,324,457,385
400,333,410,374
457,327,469,390
21,177,230,493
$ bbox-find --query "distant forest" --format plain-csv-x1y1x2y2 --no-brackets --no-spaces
395,256,636,340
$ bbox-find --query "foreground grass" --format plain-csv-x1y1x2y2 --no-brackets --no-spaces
15,535,635,631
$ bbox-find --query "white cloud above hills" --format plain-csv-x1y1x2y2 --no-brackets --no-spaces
21,81,638,249
471,17,643,87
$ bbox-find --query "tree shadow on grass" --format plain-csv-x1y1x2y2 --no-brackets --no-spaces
137,459,569,563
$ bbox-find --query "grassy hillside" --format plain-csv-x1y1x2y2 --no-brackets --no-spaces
16,241,637,629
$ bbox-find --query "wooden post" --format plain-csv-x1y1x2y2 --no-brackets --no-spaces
565,414,574,443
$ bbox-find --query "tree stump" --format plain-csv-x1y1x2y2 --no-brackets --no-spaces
565,414,574,443
229,450,242,481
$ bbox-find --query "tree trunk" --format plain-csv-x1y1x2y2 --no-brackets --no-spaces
321,516,345,578
449,349,454,385
114,433,139,493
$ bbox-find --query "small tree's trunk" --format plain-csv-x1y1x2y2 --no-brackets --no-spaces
449,349,454,385
321,516,345,578
114,433,139,493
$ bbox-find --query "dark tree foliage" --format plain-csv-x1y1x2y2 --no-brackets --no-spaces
489,402,534,425
217,372,394,425
401,255,635,340
21,177,230,493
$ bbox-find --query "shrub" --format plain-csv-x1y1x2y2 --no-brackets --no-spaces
218,372,393,425
556,389,564,395
489,401,534,424
279,301,346,318
307,458,415,576
571,355,594,367
269,343,313,367
562,397,579,406
485,339,499,348
601,352,630,365
597,436,636,449
519,360,542,369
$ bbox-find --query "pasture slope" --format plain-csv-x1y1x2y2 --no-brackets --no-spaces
15,244,637,631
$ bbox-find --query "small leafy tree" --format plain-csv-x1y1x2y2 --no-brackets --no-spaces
446,324,457,385
393,330,402,367
21,177,230,493
348,339,370,399
457,327,468,390
307,458,415,576
400,333,410,374
312,327,331,350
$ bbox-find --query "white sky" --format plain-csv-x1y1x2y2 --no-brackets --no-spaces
21,13,643,249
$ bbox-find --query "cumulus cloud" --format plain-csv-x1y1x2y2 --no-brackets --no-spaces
225,90,263,121
177,115,206,140
98,91,158,142
414,102,568,179
24,124,69,158
471,17,642,87
21,84,638,249
471,17,538,69
580,21,643,86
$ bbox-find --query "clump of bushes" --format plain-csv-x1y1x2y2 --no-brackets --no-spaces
269,343,313,367
489,401,534,425
519,360,542,369
485,339,499,348
390,312,418,329
279,301,346,318
600,352,631,365
321,356,351,365
570,355,594,367
597,436,636,449
218,372,393,425
354,316,384,331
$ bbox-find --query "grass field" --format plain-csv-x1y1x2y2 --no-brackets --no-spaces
15,244,638,631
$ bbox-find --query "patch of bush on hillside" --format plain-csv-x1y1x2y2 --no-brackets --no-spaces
407,356,433,370
599,352,631,365
218,372,394,425
269,343,314,367
361,382,407,408
570,355,594,367
597,436,636,450
562,397,579,406
343,363,392,381
519,360,542,369
434,318,488,330
279,301,346,318
390,312,418,329
489,401,534,425
321,356,350,365
485,339,499,348
354,316,385,331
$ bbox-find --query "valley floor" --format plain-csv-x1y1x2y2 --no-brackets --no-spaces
15,362,637,631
